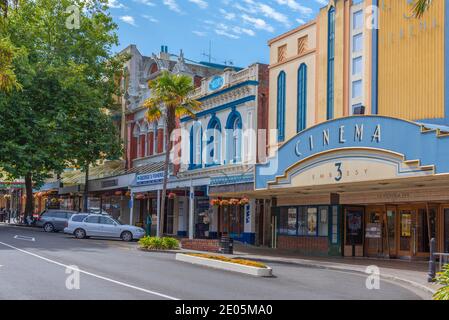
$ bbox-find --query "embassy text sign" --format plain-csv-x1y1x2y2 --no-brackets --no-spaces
255,116,449,189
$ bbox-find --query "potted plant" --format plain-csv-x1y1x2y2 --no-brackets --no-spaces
239,197,250,206
220,199,230,206
210,199,221,207
168,192,177,200
229,198,240,206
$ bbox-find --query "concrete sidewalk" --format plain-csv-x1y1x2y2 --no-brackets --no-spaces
231,244,440,297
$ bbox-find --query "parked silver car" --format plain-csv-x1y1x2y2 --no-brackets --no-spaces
36,210,78,233
64,214,146,242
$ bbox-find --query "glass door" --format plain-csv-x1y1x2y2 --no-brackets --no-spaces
344,207,364,257
399,209,413,257
386,207,397,258
445,209,449,253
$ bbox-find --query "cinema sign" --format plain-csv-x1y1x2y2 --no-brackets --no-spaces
255,116,449,190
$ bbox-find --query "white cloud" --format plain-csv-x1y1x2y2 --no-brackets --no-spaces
241,14,274,33
193,30,208,37
142,14,159,23
189,0,208,9
108,0,126,9
134,0,156,6
119,15,137,26
274,0,313,15
163,0,182,13
219,8,236,20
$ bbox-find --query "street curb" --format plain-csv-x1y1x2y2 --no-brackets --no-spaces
176,253,273,277
238,256,437,297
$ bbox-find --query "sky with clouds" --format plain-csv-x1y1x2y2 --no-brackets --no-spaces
109,0,328,67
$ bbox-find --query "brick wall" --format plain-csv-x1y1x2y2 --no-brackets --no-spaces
277,236,329,255
181,239,221,253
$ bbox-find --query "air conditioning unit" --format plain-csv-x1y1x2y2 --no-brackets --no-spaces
353,105,365,115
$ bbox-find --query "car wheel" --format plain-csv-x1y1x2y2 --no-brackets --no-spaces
121,231,133,242
43,223,55,233
74,228,86,239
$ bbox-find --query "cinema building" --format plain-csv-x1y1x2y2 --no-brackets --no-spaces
251,0,449,259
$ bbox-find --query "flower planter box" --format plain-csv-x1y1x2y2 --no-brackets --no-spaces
175,253,273,277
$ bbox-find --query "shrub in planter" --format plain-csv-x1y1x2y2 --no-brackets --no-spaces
162,237,180,250
434,265,449,300
138,236,179,250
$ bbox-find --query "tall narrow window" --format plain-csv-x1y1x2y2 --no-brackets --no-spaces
297,63,307,133
226,110,242,164
189,122,202,170
206,117,222,166
277,71,286,142
327,6,336,120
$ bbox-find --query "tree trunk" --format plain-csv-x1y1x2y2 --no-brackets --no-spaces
24,172,34,217
83,166,89,212
159,110,176,237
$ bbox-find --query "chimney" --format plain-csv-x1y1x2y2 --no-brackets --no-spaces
160,45,170,60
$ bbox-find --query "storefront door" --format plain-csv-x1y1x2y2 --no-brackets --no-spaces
398,209,414,257
444,209,449,253
386,207,397,258
344,207,364,257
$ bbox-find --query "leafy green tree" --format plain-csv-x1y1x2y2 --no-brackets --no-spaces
66,105,123,213
0,0,125,217
144,71,201,236
0,37,22,92
413,0,432,18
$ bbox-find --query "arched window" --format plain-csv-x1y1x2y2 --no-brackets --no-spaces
189,122,202,170
327,6,336,120
206,116,222,166
133,123,141,159
277,71,286,142
226,110,242,164
297,63,307,133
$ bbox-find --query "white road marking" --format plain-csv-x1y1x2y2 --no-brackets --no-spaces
0,241,179,300
14,235,36,242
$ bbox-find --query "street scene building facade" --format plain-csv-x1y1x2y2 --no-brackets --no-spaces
19,0,449,260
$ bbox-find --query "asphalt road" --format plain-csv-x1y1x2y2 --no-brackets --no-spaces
0,224,425,300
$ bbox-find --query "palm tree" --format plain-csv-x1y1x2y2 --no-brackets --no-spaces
413,0,432,18
144,71,201,237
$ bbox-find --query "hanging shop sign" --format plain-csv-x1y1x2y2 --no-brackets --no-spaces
256,116,449,190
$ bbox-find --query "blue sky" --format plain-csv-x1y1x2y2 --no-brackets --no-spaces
108,0,328,67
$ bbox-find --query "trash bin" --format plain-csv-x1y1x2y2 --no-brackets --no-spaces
220,236,234,255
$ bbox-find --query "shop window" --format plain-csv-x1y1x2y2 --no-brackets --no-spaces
307,208,318,236
318,207,329,237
